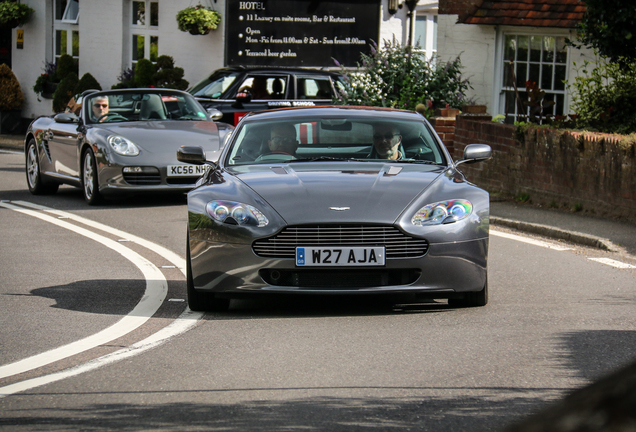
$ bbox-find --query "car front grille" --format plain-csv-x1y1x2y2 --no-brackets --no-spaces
123,172,161,185
252,225,429,259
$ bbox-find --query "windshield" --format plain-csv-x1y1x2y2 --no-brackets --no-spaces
189,71,240,99
84,92,210,124
226,116,446,166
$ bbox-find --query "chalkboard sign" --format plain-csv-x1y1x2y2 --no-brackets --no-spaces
225,0,381,67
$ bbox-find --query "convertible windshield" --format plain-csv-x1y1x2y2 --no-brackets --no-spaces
84,91,210,124
226,116,446,166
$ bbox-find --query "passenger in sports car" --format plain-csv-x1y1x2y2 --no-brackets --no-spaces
370,123,404,160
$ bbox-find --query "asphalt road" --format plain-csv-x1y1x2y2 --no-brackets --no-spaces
1,148,635,431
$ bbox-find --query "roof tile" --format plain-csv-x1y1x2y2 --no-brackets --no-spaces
456,0,585,28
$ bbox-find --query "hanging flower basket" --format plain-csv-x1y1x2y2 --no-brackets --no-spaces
176,5,220,35
0,2,35,28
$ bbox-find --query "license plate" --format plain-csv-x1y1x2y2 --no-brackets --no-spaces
296,246,385,266
167,164,208,177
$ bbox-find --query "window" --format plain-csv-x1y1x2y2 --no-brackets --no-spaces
297,77,332,100
61,0,79,24
499,33,568,123
131,1,159,63
54,0,79,59
236,75,288,100
412,12,437,59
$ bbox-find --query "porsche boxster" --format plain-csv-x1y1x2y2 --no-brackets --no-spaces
25,88,233,204
177,106,492,311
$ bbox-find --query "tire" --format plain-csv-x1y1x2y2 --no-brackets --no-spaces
449,277,488,308
186,234,230,312
25,139,59,195
82,148,102,205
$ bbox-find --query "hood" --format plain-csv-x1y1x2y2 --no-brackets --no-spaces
98,121,222,155
231,162,446,225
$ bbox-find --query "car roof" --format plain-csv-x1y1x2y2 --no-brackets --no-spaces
240,105,423,122
89,88,192,97
213,66,342,77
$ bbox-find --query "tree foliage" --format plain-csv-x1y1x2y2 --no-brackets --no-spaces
574,0,636,70
332,37,471,114
568,58,636,134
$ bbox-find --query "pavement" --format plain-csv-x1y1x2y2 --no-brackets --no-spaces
2,131,636,429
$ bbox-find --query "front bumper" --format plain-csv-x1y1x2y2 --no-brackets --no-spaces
189,237,488,296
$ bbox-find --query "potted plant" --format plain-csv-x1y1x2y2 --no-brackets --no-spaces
176,4,220,35
0,1,35,28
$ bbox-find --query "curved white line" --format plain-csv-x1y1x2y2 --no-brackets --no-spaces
12,200,186,275
0,308,202,397
0,202,168,379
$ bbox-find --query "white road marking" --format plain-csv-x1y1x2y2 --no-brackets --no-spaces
0,201,168,379
490,228,574,251
588,258,636,269
0,200,204,396
12,200,186,275
0,308,202,397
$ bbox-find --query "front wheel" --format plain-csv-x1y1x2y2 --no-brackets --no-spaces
25,139,59,195
82,149,102,205
449,277,488,308
186,234,230,312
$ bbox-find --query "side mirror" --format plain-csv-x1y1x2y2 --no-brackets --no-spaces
232,91,251,109
177,145,217,169
53,112,81,124
206,108,223,121
456,144,492,166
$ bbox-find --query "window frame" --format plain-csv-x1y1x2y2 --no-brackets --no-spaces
54,0,79,60
494,28,571,124
130,0,159,63
411,5,437,60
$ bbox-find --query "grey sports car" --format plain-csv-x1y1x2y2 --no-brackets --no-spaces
177,106,492,311
25,88,233,204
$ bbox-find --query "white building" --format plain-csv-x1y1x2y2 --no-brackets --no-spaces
7,0,439,120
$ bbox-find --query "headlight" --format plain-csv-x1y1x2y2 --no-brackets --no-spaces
206,200,269,227
411,199,473,225
108,135,139,156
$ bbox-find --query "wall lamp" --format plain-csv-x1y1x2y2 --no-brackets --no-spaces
388,0,420,15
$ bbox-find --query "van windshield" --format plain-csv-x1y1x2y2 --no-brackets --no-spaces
189,71,240,99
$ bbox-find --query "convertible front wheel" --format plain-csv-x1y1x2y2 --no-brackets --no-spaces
82,149,102,205
26,139,59,195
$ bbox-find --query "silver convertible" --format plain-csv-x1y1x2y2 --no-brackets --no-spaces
25,89,233,204
177,106,492,311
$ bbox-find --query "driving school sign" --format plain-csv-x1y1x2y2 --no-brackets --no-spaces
225,0,381,67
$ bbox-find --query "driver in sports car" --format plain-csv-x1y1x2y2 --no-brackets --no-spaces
91,96,109,122
266,123,299,156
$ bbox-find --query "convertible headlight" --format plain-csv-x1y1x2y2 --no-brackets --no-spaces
206,200,269,227
108,135,139,156
411,199,473,225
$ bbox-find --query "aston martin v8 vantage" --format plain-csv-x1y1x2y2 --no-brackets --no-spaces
177,106,492,311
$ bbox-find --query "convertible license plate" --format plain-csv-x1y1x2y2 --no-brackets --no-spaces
167,164,208,177
296,247,385,266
